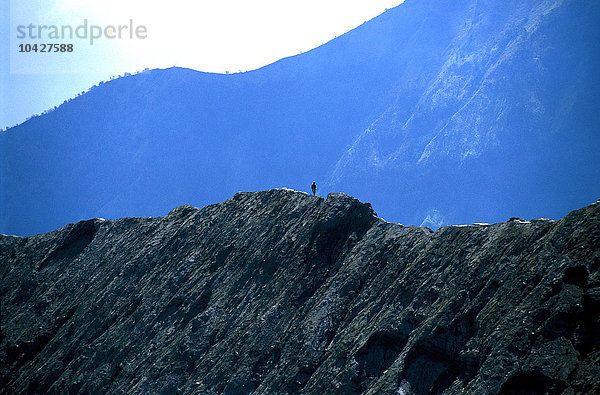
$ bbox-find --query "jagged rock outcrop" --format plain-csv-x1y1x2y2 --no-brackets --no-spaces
1,189,599,394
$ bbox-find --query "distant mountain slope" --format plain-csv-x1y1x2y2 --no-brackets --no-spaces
2,190,600,393
329,0,600,227
1,0,599,235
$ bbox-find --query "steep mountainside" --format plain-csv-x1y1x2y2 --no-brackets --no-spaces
329,0,600,228
1,0,599,236
2,189,600,394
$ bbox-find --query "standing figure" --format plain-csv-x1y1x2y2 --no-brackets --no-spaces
311,182,317,195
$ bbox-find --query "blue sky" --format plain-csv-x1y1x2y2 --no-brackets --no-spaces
2,0,403,129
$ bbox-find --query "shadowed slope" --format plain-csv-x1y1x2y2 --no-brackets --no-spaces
1,189,599,393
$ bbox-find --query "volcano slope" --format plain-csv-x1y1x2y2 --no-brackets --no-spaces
3,0,599,237
1,189,599,394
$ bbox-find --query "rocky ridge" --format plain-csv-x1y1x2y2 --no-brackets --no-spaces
1,189,599,394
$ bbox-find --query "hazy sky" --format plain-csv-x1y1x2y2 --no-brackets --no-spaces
2,0,404,128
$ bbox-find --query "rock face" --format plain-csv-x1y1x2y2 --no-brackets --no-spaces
2,0,599,236
1,189,600,394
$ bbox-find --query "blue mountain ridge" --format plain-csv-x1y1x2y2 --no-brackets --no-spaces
1,0,599,236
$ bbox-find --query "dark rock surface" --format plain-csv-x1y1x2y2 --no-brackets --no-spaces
1,189,599,394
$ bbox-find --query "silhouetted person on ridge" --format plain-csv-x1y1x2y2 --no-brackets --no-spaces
311,182,317,195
